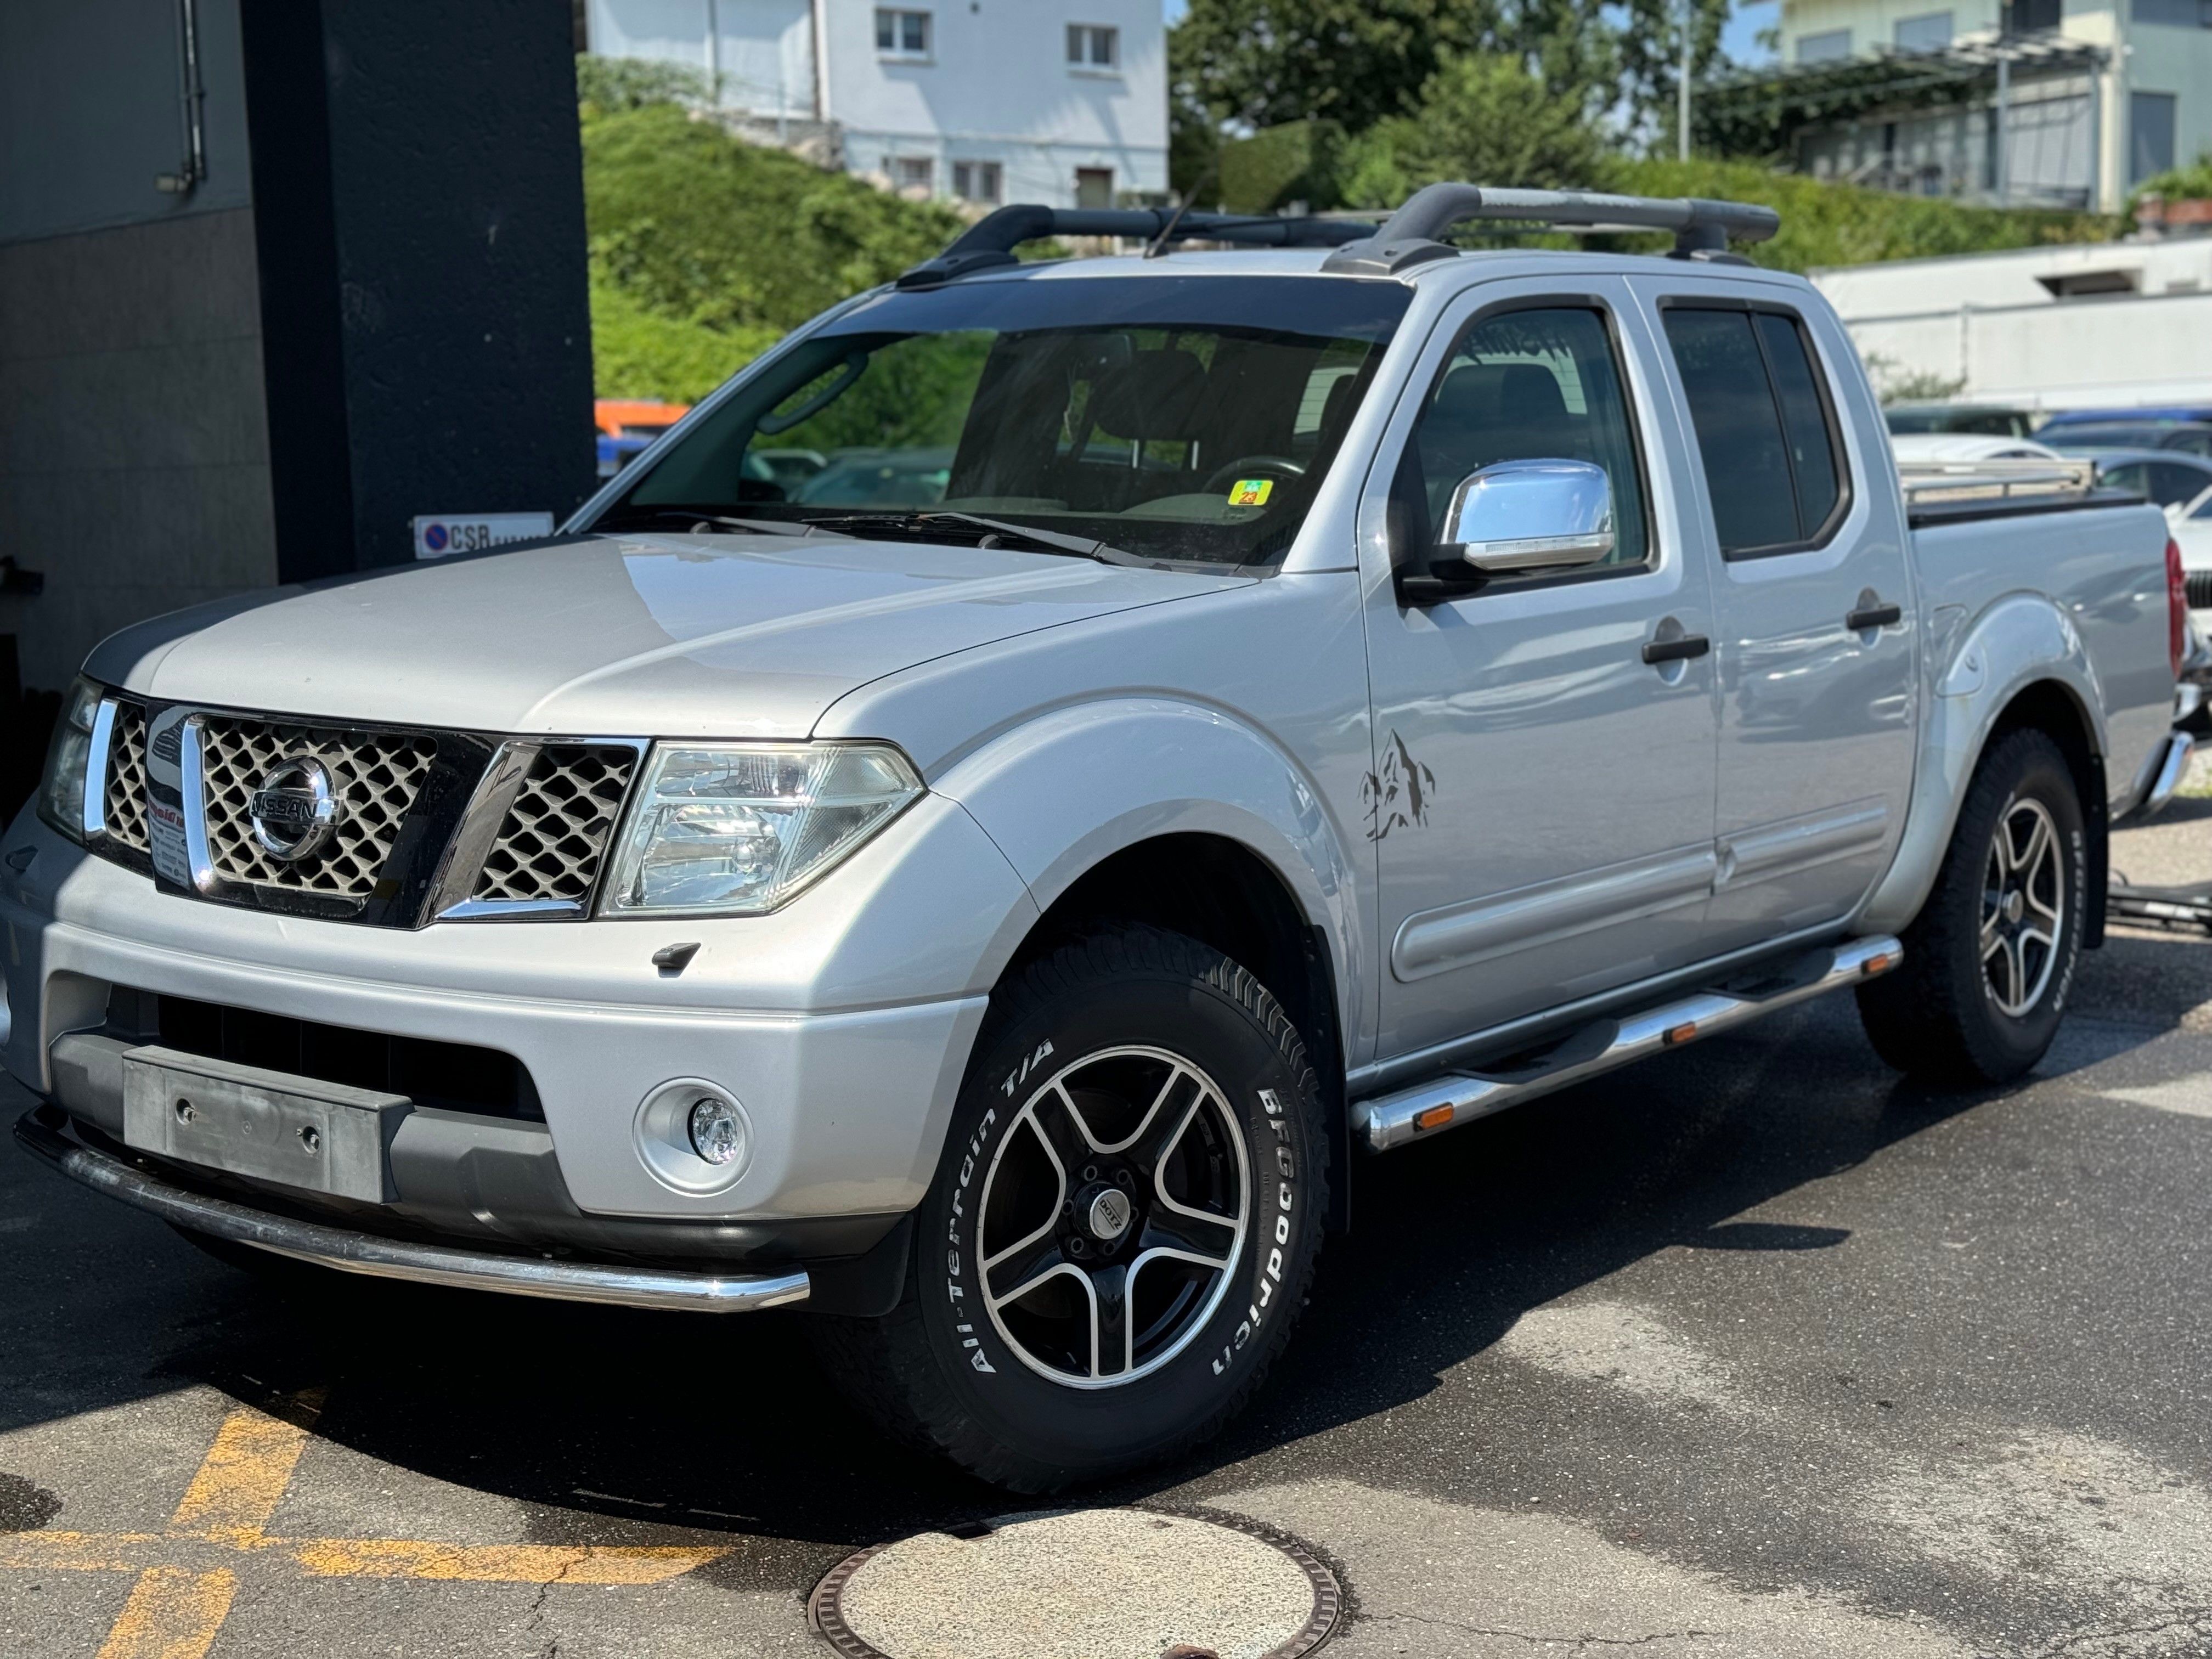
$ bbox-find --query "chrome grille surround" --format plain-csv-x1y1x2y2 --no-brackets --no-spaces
471,744,641,904
197,716,439,897
103,701,151,852
78,696,649,927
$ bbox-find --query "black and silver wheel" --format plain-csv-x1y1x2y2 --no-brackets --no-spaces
1860,726,2084,1084
812,925,1328,1492
977,1045,1251,1389
1980,795,2065,1018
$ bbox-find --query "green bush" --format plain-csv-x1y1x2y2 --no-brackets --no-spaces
1603,159,2118,272
1217,121,1345,213
2127,152,2212,221
582,92,964,400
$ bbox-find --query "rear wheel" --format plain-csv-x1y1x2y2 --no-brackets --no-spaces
1858,726,2084,1084
811,924,1329,1492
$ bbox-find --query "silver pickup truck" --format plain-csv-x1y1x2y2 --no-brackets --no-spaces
5,185,2190,1492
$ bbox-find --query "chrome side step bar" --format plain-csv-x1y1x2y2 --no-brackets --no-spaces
1352,935,1901,1154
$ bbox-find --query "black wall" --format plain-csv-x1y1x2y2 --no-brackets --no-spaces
239,0,597,582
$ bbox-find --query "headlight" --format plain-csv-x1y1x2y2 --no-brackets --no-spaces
35,678,104,844
600,742,923,916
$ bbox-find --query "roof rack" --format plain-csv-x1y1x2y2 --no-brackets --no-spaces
1319,183,1780,276
896,205,1380,288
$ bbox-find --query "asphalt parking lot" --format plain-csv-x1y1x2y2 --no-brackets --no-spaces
7,795,2212,1658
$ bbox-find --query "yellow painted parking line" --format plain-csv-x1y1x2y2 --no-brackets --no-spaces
290,1538,727,1583
0,1531,165,1572
0,1387,731,1651
167,1391,323,1542
93,1566,236,1659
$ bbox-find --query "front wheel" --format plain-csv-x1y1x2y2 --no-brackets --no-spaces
811,925,1330,1492
1858,726,2084,1084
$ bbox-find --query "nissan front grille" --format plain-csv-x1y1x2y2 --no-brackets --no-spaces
79,696,645,927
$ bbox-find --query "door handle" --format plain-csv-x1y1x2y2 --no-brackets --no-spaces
1847,600,1903,631
1642,633,1711,665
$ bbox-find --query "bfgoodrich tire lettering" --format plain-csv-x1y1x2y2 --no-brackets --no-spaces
1858,726,2084,1085
810,924,1330,1492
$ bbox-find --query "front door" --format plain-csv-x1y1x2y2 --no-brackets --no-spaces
1634,280,1918,950
1362,281,1721,1063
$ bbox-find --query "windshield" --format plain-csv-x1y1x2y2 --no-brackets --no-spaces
599,274,1412,566
1884,408,2025,437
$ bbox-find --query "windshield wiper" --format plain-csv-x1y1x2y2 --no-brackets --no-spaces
601,509,854,539
807,511,1152,567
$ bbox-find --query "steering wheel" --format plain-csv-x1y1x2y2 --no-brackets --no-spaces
1201,455,1306,495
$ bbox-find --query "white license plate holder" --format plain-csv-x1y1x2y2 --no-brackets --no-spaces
121,1045,411,1203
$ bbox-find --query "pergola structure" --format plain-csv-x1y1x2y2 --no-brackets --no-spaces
1697,34,2113,208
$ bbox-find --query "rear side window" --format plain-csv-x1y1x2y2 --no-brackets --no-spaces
1662,307,1850,557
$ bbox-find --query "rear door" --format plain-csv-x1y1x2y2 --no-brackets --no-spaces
1633,278,1917,951
1360,279,1720,1061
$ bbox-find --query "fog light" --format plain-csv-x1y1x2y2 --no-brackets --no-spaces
688,1095,745,1165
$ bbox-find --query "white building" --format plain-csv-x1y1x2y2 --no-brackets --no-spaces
1810,238,2212,407
1765,0,2212,211
582,0,1168,210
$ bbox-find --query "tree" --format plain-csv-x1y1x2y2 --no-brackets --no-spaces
1167,0,1732,199
1336,54,1613,208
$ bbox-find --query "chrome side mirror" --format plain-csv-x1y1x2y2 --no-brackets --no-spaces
1440,459,1615,572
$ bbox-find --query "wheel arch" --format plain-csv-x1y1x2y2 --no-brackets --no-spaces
1862,592,2111,941
931,699,1365,1226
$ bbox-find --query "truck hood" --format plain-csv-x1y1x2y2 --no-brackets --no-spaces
87,532,1254,739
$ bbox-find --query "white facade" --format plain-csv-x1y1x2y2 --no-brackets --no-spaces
1775,0,2212,211
1810,239,2212,407
583,0,1169,209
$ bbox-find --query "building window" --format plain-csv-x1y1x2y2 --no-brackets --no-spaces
2133,0,2212,25
1796,27,1852,61
876,8,930,59
1066,24,1119,69
2132,91,2178,182
892,156,935,194
1074,167,1115,209
1894,11,1953,50
952,160,1003,203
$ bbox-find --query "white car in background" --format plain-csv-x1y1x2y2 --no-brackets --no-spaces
2171,483,2212,622
1888,433,2064,465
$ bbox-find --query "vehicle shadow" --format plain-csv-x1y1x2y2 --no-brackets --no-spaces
2,926,2203,1584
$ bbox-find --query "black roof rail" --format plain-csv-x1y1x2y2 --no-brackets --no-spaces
1319,183,1781,276
895,204,1380,288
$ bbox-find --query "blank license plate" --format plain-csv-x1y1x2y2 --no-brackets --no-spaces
121,1045,411,1203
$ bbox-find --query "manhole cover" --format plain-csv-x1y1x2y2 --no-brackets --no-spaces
810,1507,1340,1659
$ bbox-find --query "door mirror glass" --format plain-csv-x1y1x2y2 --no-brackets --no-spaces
1440,459,1616,571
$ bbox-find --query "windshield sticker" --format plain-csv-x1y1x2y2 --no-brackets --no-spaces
1227,478,1274,507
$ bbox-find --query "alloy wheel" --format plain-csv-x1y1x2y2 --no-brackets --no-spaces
1981,796,2064,1018
977,1046,1250,1389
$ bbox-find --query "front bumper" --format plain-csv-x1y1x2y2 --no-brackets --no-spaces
2,794,1026,1221
14,1105,810,1313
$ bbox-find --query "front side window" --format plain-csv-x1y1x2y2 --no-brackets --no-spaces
1662,306,1849,556
876,8,930,57
1395,306,1651,572
601,275,1410,567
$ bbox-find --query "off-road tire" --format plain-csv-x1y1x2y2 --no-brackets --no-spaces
1858,726,2084,1084
810,924,1330,1492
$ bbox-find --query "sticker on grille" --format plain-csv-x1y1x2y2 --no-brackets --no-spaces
199,718,439,896
470,744,639,903
104,701,151,851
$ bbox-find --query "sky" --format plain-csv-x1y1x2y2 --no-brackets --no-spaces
1157,1,1781,71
